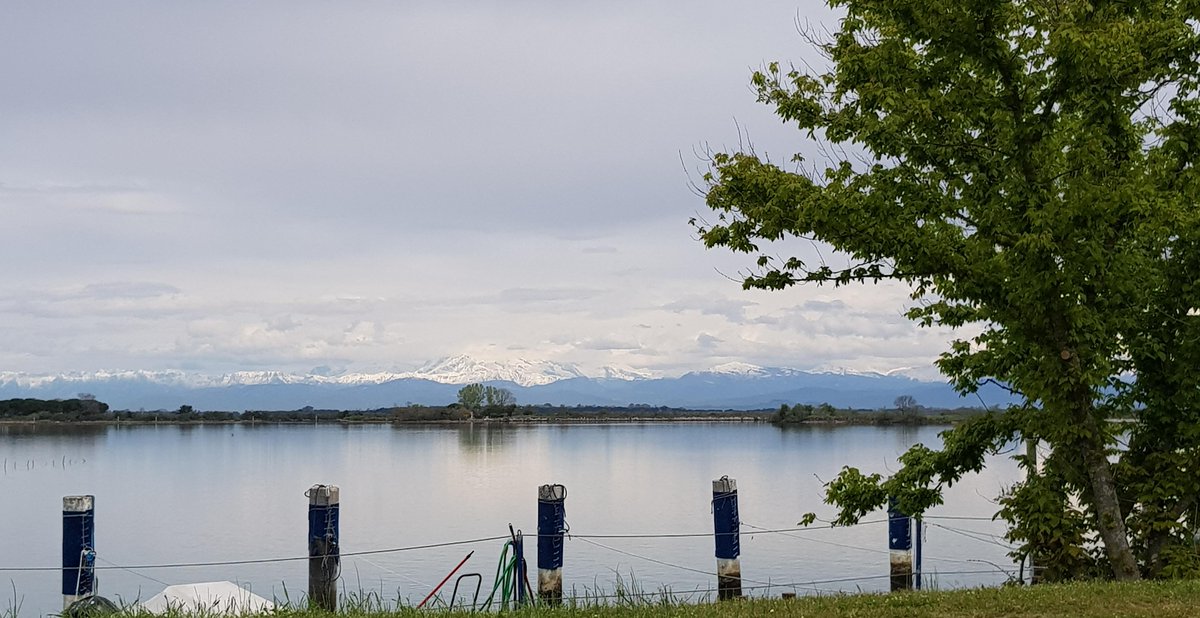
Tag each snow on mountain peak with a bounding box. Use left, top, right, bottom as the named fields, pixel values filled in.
left=594, top=365, right=660, bottom=381
left=0, top=358, right=924, bottom=392
left=401, top=355, right=585, bottom=387
left=216, top=371, right=316, bottom=386
left=707, top=361, right=768, bottom=376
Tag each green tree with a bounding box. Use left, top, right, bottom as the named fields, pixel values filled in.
left=457, top=383, right=485, bottom=414
left=696, top=0, right=1200, bottom=580
left=893, top=395, right=919, bottom=419
left=483, top=386, right=516, bottom=408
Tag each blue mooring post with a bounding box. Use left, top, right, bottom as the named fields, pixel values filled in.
left=307, top=485, right=340, bottom=612
left=62, top=495, right=96, bottom=610
left=537, top=484, right=567, bottom=605
left=888, top=498, right=913, bottom=591
left=712, top=476, right=742, bottom=600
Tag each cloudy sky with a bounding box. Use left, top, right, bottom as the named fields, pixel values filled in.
left=0, top=1, right=959, bottom=379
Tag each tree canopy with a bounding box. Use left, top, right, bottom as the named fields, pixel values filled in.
left=456, top=383, right=517, bottom=418
left=457, top=383, right=486, bottom=411
left=697, top=0, right=1200, bottom=580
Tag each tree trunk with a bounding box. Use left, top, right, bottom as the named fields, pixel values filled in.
left=1141, top=494, right=1194, bottom=578
left=1076, top=412, right=1140, bottom=580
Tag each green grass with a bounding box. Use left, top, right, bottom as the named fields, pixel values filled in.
left=110, top=580, right=1200, bottom=618
left=51, top=580, right=1200, bottom=618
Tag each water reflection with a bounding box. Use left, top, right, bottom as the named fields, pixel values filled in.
left=0, top=423, right=108, bottom=438
left=455, top=423, right=515, bottom=453
left=891, top=424, right=921, bottom=451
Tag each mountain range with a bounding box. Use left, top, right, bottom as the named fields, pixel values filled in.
left=0, top=354, right=1018, bottom=411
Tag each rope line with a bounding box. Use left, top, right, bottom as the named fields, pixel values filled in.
left=568, top=519, right=888, bottom=540
left=0, top=535, right=510, bottom=572
left=350, top=556, right=432, bottom=590
left=741, top=521, right=893, bottom=557
left=94, top=555, right=170, bottom=587
left=0, top=516, right=996, bottom=574
left=578, top=536, right=799, bottom=590
left=925, top=521, right=1016, bottom=551
left=573, top=536, right=947, bottom=594
left=574, top=538, right=723, bottom=580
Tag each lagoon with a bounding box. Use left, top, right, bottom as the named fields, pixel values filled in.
left=0, top=422, right=1020, bottom=616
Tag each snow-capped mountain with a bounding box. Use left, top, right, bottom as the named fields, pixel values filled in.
left=688, top=362, right=807, bottom=378
left=0, top=357, right=902, bottom=391
left=0, top=356, right=597, bottom=391
left=596, top=365, right=661, bottom=381
left=0, top=355, right=1020, bottom=411
left=398, top=355, right=585, bottom=387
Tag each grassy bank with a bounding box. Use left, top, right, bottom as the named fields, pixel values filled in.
left=110, top=581, right=1200, bottom=618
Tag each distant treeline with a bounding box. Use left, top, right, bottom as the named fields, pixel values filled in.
left=772, top=402, right=987, bottom=425
left=0, top=397, right=110, bottom=421
left=0, top=398, right=983, bottom=425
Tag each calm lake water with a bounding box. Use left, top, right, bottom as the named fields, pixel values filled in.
left=1, top=422, right=1021, bottom=616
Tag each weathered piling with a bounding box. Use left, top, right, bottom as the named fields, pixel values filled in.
left=888, top=498, right=913, bottom=591
left=307, top=484, right=340, bottom=611
left=537, top=484, right=567, bottom=605
left=62, top=495, right=96, bottom=610
left=712, top=476, right=742, bottom=600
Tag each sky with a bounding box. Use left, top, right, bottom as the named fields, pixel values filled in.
left=0, top=1, right=961, bottom=379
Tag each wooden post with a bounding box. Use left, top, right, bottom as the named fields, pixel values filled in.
left=888, top=498, right=913, bottom=591
left=537, top=484, right=566, bottom=605
left=712, top=476, right=742, bottom=600
left=62, top=495, right=96, bottom=610
left=307, top=485, right=340, bottom=611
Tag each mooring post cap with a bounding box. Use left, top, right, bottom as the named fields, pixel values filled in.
left=712, top=477, right=737, bottom=494
left=538, top=484, right=566, bottom=501
left=306, top=484, right=339, bottom=505
left=63, top=496, right=94, bottom=512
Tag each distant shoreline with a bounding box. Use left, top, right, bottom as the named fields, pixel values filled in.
left=0, top=397, right=979, bottom=427
left=0, top=414, right=965, bottom=428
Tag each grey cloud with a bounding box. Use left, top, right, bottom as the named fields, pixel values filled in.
left=266, top=315, right=302, bottom=333
left=801, top=299, right=847, bottom=311
left=80, top=282, right=181, bottom=299
left=0, top=181, right=143, bottom=196
left=696, top=333, right=723, bottom=349
left=0, top=0, right=951, bottom=378
left=574, top=338, right=642, bottom=351
left=0, top=1, right=834, bottom=237
left=662, top=296, right=757, bottom=322
left=0, top=181, right=184, bottom=215
left=496, top=287, right=604, bottom=304
left=761, top=308, right=914, bottom=340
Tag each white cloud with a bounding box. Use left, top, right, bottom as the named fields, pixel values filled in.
left=0, top=1, right=971, bottom=381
